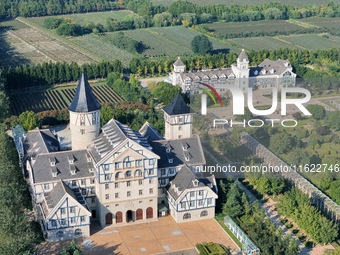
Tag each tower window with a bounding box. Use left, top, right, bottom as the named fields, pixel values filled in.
left=80, top=129, right=85, bottom=135
left=92, top=113, right=97, bottom=125
left=80, top=115, right=85, bottom=126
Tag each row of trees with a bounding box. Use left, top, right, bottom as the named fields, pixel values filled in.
left=0, top=131, right=43, bottom=254
left=5, top=60, right=122, bottom=90
left=277, top=188, right=338, bottom=244
left=217, top=179, right=299, bottom=255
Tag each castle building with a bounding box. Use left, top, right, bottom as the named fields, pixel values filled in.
left=19, top=73, right=217, bottom=242
left=169, top=49, right=296, bottom=93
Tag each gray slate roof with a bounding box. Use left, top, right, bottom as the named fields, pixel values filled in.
left=151, top=136, right=205, bottom=169
left=173, top=57, right=185, bottom=67
left=238, top=49, right=249, bottom=62
left=139, top=121, right=164, bottom=143
left=89, top=119, right=153, bottom=162
left=163, top=94, right=194, bottom=116
left=31, top=150, right=95, bottom=183
left=24, top=129, right=59, bottom=157
left=167, top=165, right=209, bottom=200
left=68, top=72, right=101, bottom=113
left=250, top=59, right=292, bottom=77
left=180, top=68, right=235, bottom=82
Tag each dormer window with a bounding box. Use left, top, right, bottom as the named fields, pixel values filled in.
left=51, top=167, right=58, bottom=177
left=68, top=155, right=74, bottom=164
left=86, top=154, right=92, bottom=162
left=261, top=69, right=266, bottom=74
left=181, top=142, right=189, bottom=151
left=254, top=70, right=258, bottom=76
left=49, top=157, right=56, bottom=167
left=169, top=158, right=173, bottom=164
left=70, top=165, right=76, bottom=175
left=284, top=62, right=289, bottom=67
left=184, top=151, right=191, bottom=161
left=270, top=69, right=275, bottom=74
left=193, top=179, right=199, bottom=187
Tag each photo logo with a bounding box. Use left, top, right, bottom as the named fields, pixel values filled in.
left=198, top=82, right=312, bottom=128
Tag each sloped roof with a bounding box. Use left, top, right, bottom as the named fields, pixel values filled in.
left=88, top=119, right=153, bottom=162
left=167, top=165, right=208, bottom=200
left=173, top=57, right=185, bottom=67
left=237, top=49, right=249, bottom=62
left=31, top=150, right=95, bottom=183
left=151, top=136, right=205, bottom=168
left=24, top=128, right=59, bottom=157
left=68, top=72, right=101, bottom=113
left=163, top=94, right=194, bottom=116
left=139, top=121, right=164, bottom=142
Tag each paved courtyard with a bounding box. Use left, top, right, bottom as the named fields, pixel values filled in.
left=81, top=216, right=239, bottom=255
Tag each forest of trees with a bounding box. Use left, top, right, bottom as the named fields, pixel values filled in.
left=217, top=179, right=299, bottom=255
left=1, top=0, right=340, bottom=25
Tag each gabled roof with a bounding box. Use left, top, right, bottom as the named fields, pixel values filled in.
left=24, top=128, right=59, bottom=157
left=151, top=136, right=205, bottom=168
left=42, top=180, right=90, bottom=218
left=163, top=94, right=194, bottom=116
left=173, top=57, right=185, bottom=67
left=88, top=119, right=153, bottom=162
left=139, top=121, right=164, bottom=142
left=68, top=72, right=101, bottom=113
left=31, top=150, right=95, bottom=183
left=237, top=49, right=249, bottom=62
left=167, top=165, right=211, bottom=200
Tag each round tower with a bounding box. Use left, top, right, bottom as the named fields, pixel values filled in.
left=68, top=72, right=101, bottom=150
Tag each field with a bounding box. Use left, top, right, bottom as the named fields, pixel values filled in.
left=29, top=10, right=137, bottom=27
left=301, top=17, right=340, bottom=29
left=10, top=82, right=124, bottom=115
left=124, top=26, right=238, bottom=56
left=0, top=19, right=97, bottom=67
left=203, top=20, right=304, bottom=37
left=151, top=0, right=340, bottom=6
left=227, top=34, right=340, bottom=51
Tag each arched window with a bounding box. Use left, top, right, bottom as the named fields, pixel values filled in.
left=56, top=231, right=64, bottom=239
left=183, top=213, right=191, bottom=220
left=123, top=156, right=132, bottom=167
left=135, top=169, right=142, bottom=177
left=125, top=171, right=132, bottom=178
left=115, top=172, right=122, bottom=179
left=75, top=228, right=82, bottom=237
left=136, top=209, right=143, bottom=220
left=200, top=210, right=208, bottom=217
left=116, top=211, right=122, bottom=223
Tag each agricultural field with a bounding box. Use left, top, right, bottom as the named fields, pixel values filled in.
left=28, top=10, right=137, bottom=27
left=202, top=20, right=304, bottom=37
left=0, top=19, right=97, bottom=67
left=10, top=82, right=124, bottom=115
left=227, top=34, right=340, bottom=51
left=70, top=34, right=136, bottom=66
left=124, top=26, right=238, bottom=56
left=300, top=17, right=340, bottom=29
left=151, top=0, right=340, bottom=6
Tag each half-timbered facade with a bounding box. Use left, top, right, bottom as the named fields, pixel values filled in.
left=169, top=49, right=296, bottom=93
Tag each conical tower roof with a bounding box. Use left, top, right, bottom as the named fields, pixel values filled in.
left=163, top=94, right=194, bottom=115
left=68, top=72, right=101, bottom=112
left=173, top=57, right=185, bottom=67
left=237, top=49, right=249, bottom=62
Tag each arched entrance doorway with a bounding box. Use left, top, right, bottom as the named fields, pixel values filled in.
left=136, top=209, right=143, bottom=220
left=105, top=213, right=112, bottom=225
left=126, top=210, right=133, bottom=222
left=146, top=207, right=153, bottom=219
left=116, top=211, right=122, bottom=223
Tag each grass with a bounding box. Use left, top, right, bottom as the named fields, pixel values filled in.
left=28, top=10, right=138, bottom=27
left=215, top=215, right=242, bottom=249
left=301, top=17, right=340, bottom=29
left=9, top=82, right=124, bottom=115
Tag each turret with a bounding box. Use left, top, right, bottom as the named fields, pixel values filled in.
left=68, top=72, right=101, bottom=150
